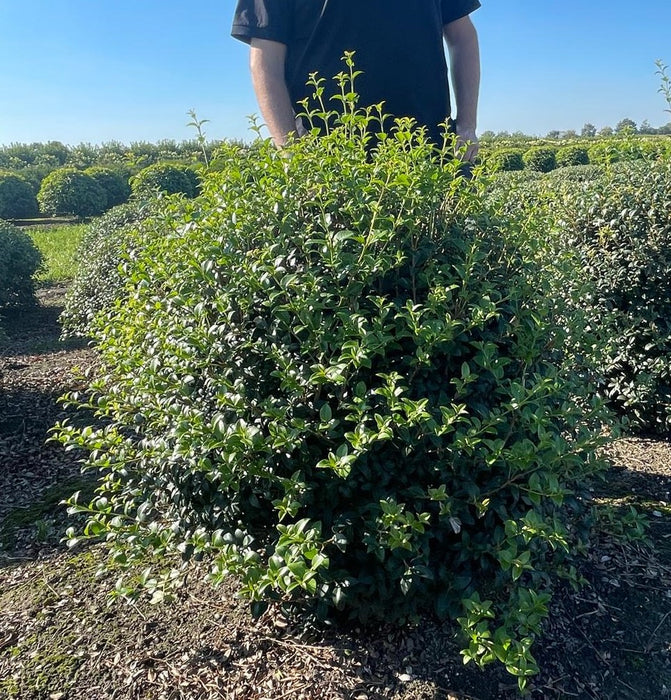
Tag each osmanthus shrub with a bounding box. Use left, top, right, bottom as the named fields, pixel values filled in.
left=0, top=219, right=43, bottom=308
left=488, top=160, right=671, bottom=434
left=485, top=147, right=525, bottom=172
left=0, top=171, right=39, bottom=219
left=547, top=161, right=671, bottom=434
left=37, top=167, right=107, bottom=218
left=555, top=144, right=589, bottom=168
left=130, top=162, right=200, bottom=199
left=56, top=65, right=609, bottom=688
left=522, top=146, right=557, bottom=173
left=84, top=166, right=131, bottom=209
left=60, top=200, right=156, bottom=338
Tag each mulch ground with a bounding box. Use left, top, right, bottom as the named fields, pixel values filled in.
left=0, top=288, right=670, bottom=700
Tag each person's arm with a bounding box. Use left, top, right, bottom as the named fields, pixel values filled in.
left=443, top=15, right=481, bottom=161
left=250, top=38, right=304, bottom=147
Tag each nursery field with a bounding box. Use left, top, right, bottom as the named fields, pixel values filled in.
left=1, top=128, right=671, bottom=699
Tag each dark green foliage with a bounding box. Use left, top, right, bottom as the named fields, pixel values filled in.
left=555, top=145, right=589, bottom=168
left=0, top=171, right=39, bottom=219
left=37, top=168, right=107, bottom=218
left=84, top=166, right=131, bottom=209
left=8, top=164, right=54, bottom=196
left=130, top=163, right=200, bottom=199
left=544, top=164, right=603, bottom=184
left=57, top=69, right=609, bottom=690
left=0, top=219, right=43, bottom=308
left=488, top=160, right=671, bottom=434
left=522, top=147, right=557, bottom=172
left=486, top=148, right=525, bottom=172
left=60, top=201, right=154, bottom=337
left=552, top=162, right=671, bottom=433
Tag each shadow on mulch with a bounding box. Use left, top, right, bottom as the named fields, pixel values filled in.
left=0, top=298, right=88, bottom=358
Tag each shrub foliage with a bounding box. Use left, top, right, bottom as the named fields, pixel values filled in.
left=552, top=162, right=671, bottom=433
left=487, top=148, right=525, bottom=172
left=0, top=219, right=43, bottom=307
left=555, top=145, right=589, bottom=168
left=522, top=147, right=557, bottom=172
left=37, top=167, right=107, bottom=218
left=60, top=201, right=155, bottom=337
left=58, top=72, right=608, bottom=688
left=130, top=163, right=200, bottom=199
left=0, top=171, right=39, bottom=219
left=84, top=166, right=131, bottom=208
left=488, top=160, right=671, bottom=434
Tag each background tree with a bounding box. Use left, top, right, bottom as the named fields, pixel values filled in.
left=581, top=123, right=597, bottom=138
left=638, top=119, right=655, bottom=134
left=615, top=118, right=638, bottom=134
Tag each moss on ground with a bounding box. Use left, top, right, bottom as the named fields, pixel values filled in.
left=0, top=476, right=97, bottom=549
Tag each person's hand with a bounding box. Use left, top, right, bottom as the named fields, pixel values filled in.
left=455, top=123, right=479, bottom=162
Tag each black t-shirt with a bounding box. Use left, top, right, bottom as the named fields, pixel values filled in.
left=232, top=0, right=480, bottom=143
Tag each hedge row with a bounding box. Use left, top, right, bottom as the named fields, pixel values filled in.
left=0, top=219, right=43, bottom=309
left=0, top=163, right=200, bottom=220
left=488, top=160, right=671, bottom=434
left=485, top=137, right=671, bottom=172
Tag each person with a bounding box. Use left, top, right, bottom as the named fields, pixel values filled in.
left=231, top=1, right=481, bottom=159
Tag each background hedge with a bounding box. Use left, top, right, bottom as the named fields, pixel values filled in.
left=0, top=219, right=43, bottom=308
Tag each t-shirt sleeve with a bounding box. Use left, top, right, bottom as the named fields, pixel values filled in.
left=441, top=0, right=481, bottom=25
left=231, top=0, right=291, bottom=45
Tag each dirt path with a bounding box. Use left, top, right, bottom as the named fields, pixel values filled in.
left=0, top=290, right=670, bottom=699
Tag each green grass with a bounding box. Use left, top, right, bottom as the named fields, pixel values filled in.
left=27, top=224, right=87, bottom=284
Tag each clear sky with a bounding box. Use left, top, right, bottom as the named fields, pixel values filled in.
left=1, top=0, right=670, bottom=146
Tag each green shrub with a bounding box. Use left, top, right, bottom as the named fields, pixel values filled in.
left=84, top=166, right=131, bottom=209
left=37, top=167, right=107, bottom=218
left=130, top=162, right=200, bottom=199
left=555, top=145, right=589, bottom=168
left=57, top=73, right=608, bottom=690
left=522, top=147, right=557, bottom=172
left=544, top=164, right=603, bottom=184
left=586, top=138, right=658, bottom=166
left=0, top=219, right=43, bottom=307
left=60, top=201, right=154, bottom=337
left=550, top=162, right=671, bottom=433
left=489, top=160, right=671, bottom=434
left=9, top=163, right=55, bottom=196
left=0, top=171, right=39, bottom=219
left=486, top=148, right=525, bottom=172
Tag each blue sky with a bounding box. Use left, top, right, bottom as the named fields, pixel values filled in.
left=1, top=0, right=670, bottom=146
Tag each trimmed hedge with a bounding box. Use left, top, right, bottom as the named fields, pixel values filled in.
left=60, top=201, right=155, bottom=338
left=37, top=167, right=107, bottom=218
left=130, top=163, right=200, bottom=199
left=84, top=166, right=131, bottom=209
left=487, top=161, right=671, bottom=434
left=0, top=171, right=39, bottom=219
left=487, top=148, right=525, bottom=172
left=555, top=145, right=589, bottom=168
left=0, top=219, right=43, bottom=308
left=522, top=147, right=557, bottom=172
